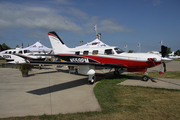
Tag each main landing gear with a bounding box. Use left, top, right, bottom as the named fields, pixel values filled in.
left=113, top=68, right=150, bottom=81
left=114, top=68, right=123, bottom=75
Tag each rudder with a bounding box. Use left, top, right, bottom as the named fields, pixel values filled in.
left=48, top=31, right=70, bottom=54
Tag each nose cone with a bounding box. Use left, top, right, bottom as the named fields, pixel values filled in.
left=161, top=57, right=173, bottom=63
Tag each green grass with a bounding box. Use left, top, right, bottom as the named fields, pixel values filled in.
left=174, top=58, right=180, bottom=61
left=0, top=60, right=6, bottom=68
left=126, top=71, right=180, bottom=79
left=94, top=75, right=180, bottom=120
left=1, top=73, right=180, bottom=120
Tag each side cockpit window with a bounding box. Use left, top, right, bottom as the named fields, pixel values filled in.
left=24, top=50, right=30, bottom=53
left=104, top=49, right=113, bottom=55
left=18, top=51, right=22, bottom=54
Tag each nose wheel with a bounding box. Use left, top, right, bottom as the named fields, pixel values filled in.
left=142, top=75, right=149, bottom=81
left=88, top=76, right=96, bottom=84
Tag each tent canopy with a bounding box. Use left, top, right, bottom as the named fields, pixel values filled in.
left=24, top=41, right=52, bottom=52
left=75, top=39, right=110, bottom=48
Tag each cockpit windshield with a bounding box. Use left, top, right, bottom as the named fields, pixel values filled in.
left=114, top=48, right=124, bottom=54
left=24, top=50, right=31, bottom=53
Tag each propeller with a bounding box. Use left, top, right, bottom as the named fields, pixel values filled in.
left=159, top=45, right=170, bottom=75
left=159, top=62, right=166, bottom=75
left=161, top=45, right=167, bottom=57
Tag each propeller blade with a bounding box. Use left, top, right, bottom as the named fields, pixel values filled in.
left=161, top=45, right=167, bottom=57
left=159, top=62, right=166, bottom=75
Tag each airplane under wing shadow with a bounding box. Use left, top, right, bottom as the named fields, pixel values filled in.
left=27, top=71, right=111, bottom=95
left=27, top=77, right=88, bottom=95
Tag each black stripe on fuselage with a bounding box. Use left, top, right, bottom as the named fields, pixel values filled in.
left=56, top=55, right=99, bottom=63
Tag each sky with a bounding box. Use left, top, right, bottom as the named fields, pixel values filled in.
left=0, top=0, right=180, bottom=52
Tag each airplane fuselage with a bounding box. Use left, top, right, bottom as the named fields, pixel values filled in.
left=55, top=45, right=162, bottom=72
left=0, top=48, right=45, bottom=64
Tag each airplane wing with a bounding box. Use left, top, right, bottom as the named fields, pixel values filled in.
left=15, top=53, right=45, bottom=61
left=28, top=60, right=126, bottom=68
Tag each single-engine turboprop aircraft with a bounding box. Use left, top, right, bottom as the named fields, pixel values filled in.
left=29, top=31, right=172, bottom=83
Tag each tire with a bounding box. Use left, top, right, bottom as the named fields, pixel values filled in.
left=114, top=71, right=119, bottom=75
left=142, top=75, right=149, bottom=81
left=88, top=76, right=96, bottom=84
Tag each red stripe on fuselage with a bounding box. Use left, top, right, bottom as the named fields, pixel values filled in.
left=59, top=54, right=161, bottom=69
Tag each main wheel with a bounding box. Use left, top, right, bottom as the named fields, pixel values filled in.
left=142, top=75, right=149, bottom=81
left=114, top=71, right=119, bottom=75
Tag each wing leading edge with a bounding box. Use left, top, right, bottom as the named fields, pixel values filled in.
left=28, top=60, right=126, bottom=68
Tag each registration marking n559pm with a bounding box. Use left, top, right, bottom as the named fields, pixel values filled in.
left=70, top=58, right=89, bottom=63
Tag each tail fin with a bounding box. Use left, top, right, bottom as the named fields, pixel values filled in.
left=48, top=31, right=70, bottom=54
left=0, top=44, right=4, bottom=52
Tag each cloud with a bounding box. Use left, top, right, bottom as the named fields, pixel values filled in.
left=0, top=1, right=82, bottom=33
left=98, top=19, right=133, bottom=33
left=55, top=0, right=73, bottom=5
left=0, top=1, right=133, bottom=38
left=66, top=7, right=89, bottom=20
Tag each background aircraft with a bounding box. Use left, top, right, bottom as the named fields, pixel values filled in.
left=0, top=46, right=46, bottom=64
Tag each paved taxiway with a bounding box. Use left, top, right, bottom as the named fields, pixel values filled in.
left=0, top=61, right=179, bottom=118
left=0, top=65, right=112, bottom=118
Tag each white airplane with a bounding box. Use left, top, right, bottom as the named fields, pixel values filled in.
left=28, top=31, right=172, bottom=83
left=0, top=46, right=46, bottom=64
left=168, top=51, right=180, bottom=59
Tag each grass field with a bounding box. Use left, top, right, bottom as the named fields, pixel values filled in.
left=1, top=71, right=180, bottom=120
left=127, top=71, right=180, bottom=79
left=0, top=60, right=6, bottom=68
left=174, top=58, right=180, bottom=61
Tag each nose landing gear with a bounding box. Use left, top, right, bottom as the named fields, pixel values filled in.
left=142, top=75, right=149, bottom=81
left=142, top=71, right=149, bottom=81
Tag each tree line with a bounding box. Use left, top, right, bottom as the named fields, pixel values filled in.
left=128, top=47, right=180, bottom=56
left=0, top=43, right=20, bottom=50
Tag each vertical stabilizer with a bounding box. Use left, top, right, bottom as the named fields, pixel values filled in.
left=48, top=31, right=70, bottom=54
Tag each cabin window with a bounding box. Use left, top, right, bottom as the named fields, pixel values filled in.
left=8, top=51, right=12, bottom=54
left=5, top=51, right=7, bottom=54
left=13, top=51, right=16, bottom=54
left=18, top=51, right=22, bottom=54
left=75, top=51, right=80, bottom=55
left=92, top=50, right=98, bottom=55
left=83, top=51, right=89, bottom=55
left=104, top=49, right=113, bottom=55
